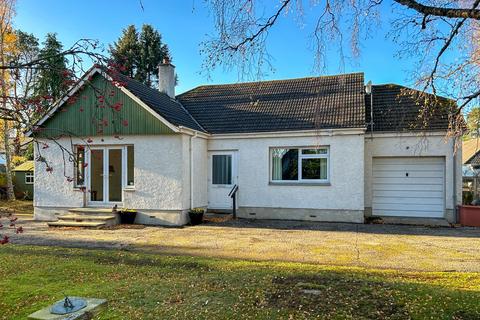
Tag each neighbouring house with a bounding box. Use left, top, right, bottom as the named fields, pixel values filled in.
left=13, top=160, right=34, bottom=200
left=29, top=63, right=462, bottom=226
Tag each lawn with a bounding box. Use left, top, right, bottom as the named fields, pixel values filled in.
left=0, top=200, right=33, bottom=216
left=1, top=245, right=480, bottom=319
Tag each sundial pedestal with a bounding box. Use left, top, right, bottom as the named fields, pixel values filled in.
left=28, top=297, right=107, bottom=320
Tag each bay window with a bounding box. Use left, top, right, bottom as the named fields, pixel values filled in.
left=271, top=147, right=329, bottom=183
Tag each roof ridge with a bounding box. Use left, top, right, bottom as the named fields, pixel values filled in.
left=178, top=72, right=364, bottom=96
left=372, top=83, right=454, bottom=102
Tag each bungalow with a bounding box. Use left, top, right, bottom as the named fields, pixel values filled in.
left=30, top=62, right=462, bottom=226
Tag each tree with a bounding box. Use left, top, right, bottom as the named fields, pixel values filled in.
left=467, top=107, right=480, bottom=138
left=35, top=33, right=69, bottom=102
left=109, top=25, right=139, bottom=79
left=0, top=0, right=18, bottom=201
left=202, top=0, right=480, bottom=136
left=0, top=0, right=21, bottom=242
left=11, top=31, right=39, bottom=154
left=137, top=24, right=169, bottom=87
left=109, top=24, right=170, bottom=88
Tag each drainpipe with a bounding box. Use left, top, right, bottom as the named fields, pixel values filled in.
left=189, top=132, right=197, bottom=209
left=453, top=137, right=458, bottom=224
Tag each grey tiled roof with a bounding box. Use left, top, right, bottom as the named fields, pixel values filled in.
left=177, top=73, right=366, bottom=134
left=365, top=84, right=452, bottom=132
left=116, top=73, right=205, bottom=132
left=466, top=152, right=480, bottom=166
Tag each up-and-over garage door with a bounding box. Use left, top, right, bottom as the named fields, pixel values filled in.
left=372, top=157, right=445, bottom=218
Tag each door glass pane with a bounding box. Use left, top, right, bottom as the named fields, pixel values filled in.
left=212, top=155, right=232, bottom=185
left=90, top=150, right=104, bottom=201
left=272, top=148, right=298, bottom=180
left=109, top=149, right=122, bottom=202
left=301, top=158, right=327, bottom=180
left=75, top=146, right=85, bottom=187
left=127, top=146, right=134, bottom=186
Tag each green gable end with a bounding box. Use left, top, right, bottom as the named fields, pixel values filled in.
left=40, top=74, right=175, bottom=137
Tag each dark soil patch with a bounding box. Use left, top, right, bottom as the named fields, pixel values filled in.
left=266, top=274, right=410, bottom=319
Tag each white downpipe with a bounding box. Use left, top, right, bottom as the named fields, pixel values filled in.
left=453, top=137, right=458, bottom=223
left=189, top=132, right=197, bottom=209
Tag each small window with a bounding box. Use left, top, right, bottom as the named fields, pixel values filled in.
left=25, top=172, right=34, bottom=184
left=127, top=146, right=134, bottom=187
left=271, top=147, right=329, bottom=182
left=74, top=146, right=85, bottom=187
left=212, top=154, right=232, bottom=185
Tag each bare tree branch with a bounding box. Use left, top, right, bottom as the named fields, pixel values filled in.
left=395, top=0, right=480, bottom=20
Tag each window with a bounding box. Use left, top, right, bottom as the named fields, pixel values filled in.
left=126, top=145, right=134, bottom=187
left=271, top=147, right=329, bottom=183
left=74, top=146, right=85, bottom=187
left=212, top=154, right=232, bottom=185
left=25, top=172, right=34, bottom=184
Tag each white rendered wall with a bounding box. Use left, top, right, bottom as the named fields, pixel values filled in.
left=35, top=135, right=186, bottom=211
left=207, top=132, right=365, bottom=213
left=179, top=135, right=209, bottom=209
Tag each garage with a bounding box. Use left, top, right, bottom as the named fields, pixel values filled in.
left=372, top=157, right=445, bottom=218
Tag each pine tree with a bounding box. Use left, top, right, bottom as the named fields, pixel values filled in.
left=109, top=25, right=140, bottom=79
left=35, top=33, right=69, bottom=101
left=109, top=24, right=171, bottom=88
left=137, top=24, right=169, bottom=87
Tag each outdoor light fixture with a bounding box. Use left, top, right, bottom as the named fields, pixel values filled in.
left=365, top=80, right=372, bottom=94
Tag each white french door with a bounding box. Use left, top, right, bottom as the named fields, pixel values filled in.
left=88, top=147, right=124, bottom=205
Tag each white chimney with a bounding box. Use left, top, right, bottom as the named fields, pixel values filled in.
left=158, top=57, right=175, bottom=98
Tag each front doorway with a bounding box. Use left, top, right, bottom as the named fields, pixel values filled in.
left=88, top=147, right=123, bottom=204
left=208, top=151, right=237, bottom=210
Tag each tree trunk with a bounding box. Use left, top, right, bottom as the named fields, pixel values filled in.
left=3, top=120, right=15, bottom=200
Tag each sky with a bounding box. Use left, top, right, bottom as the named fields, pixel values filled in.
left=14, top=0, right=415, bottom=94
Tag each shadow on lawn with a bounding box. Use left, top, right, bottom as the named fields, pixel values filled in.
left=203, top=218, right=480, bottom=238
left=2, top=245, right=210, bottom=270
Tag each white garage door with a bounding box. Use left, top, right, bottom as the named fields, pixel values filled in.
left=372, top=157, right=445, bottom=218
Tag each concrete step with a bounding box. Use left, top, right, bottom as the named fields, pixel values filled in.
left=59, top=214, right=116, bottom=221
left=68, top=207, right=121, bottom=215
left=47, top=221, right=107, bottom=229
left=48, top=207, right=122, bottom=228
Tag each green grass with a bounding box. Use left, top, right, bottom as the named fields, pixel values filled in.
left=1, top=245, right=480, bottom=320
left=0, top=200, right=33, bottom=216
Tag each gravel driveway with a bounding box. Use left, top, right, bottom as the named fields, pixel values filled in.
left=8, top=217, right=480, bottom=272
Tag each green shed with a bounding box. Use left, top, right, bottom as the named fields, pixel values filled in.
left=13, top=161, right=34, bottom=200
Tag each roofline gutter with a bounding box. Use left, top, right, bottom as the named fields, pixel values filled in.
left=178, top=126, right=210, bottom=138
left=209, top=128, right=366, bottom=140
left=366, top=131, right=448, bottom=138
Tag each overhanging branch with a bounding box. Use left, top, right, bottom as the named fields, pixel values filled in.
left=395, top=0, right=480, bottom=20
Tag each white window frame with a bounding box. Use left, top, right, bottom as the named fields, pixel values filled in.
left=123, top=145, right=135, bottom=189
left=25, top=172, right=34, bottom=184
left=270, top=146, right=330, bottom=184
